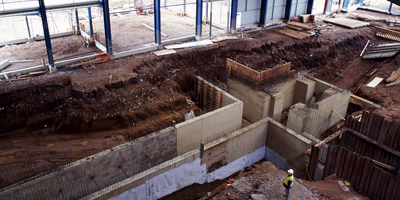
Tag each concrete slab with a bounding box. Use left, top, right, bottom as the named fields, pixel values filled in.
left=0, top=59, right=10, bottom=70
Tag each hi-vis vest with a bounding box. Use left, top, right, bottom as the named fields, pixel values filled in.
left=284, top=175, right=294, bottom=187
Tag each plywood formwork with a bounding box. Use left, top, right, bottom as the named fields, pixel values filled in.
left=226, top=58, right=293, bottom=89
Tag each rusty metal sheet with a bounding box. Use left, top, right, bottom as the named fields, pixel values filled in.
left=226, top=58, right=260, bottom=88
left=259, top=63, right=291, bottom=86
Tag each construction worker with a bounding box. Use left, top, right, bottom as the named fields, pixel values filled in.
left=283, top=169, right=294, bottom=200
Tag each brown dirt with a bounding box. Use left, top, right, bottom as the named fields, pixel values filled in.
left=207, top=161, right=368, bottom=200
left=1, top=10, right=400, bottom=192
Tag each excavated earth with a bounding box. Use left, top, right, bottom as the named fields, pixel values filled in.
left=1, top=23, right=399, bottom=190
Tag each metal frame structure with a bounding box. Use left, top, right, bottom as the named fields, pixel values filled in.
left=0, top=0, right=320, bottom=67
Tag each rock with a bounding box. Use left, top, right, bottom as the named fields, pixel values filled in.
left=251, top=193, right=269, bottom=200
left=257, top=183, right=271, bottom=192
left=231, top=177, right=252, bottom=193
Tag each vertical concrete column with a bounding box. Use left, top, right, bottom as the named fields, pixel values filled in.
left=293, top=79, right=316, bottom=105
left=269, top=93, right=284, bottom=122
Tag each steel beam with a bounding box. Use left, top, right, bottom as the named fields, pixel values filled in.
left=209, top=0, right=213, bottom=37
left=389, top=3, right=393, bottom=13
left=75, top=9, right=80, bottom=31
left=102, top=0, right=112, bottom=55
left=260, top=0, right=268, bottom=26
left=88, top=7, right=94, bottom=36
left=324, top=0, right=332, bottom=14
left=358, top=0, right=363, bottom=6
left=25, top=15, right=31, bottom=38
left=307, top=0, right=314, bottom=14
left=154, top=0, right=161, bottom=45
left=342, top=0, right=350, bottom=11
left=38, top=0, right=54, bottom=67
left=196, top=0, right=203, bottom=37
left=285, top=0, right=293, bottom=20
left=230, top=0, right=238, bottom=32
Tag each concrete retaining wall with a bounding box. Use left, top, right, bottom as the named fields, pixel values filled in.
left=266, top=120, right=311, bottom=178
left=176, top=82, right=243, bottom=155
left=0, top=127, right=177, bottom=200
left=227, top=79, right=271, bottom=123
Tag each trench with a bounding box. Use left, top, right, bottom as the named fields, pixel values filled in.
left=0, top=28, right=380, bottom=190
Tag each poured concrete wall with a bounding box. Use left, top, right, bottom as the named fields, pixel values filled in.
left=227, top=79, right=271, bottom=123
left=176, top=82, right=243, bottom=156
left=287, top=89, right=350, bottom=137
left=266, top=120, right=311, bottom=178
left=0, top=127, right=177, bottom=200
left=201, top=118, right=269, bottom=172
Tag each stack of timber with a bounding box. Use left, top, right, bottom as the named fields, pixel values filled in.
left=376, top=27, right=400, bottom=41
left=276, top=22, right=314, bottom=39
left=362, top=43, right=400, bottom=59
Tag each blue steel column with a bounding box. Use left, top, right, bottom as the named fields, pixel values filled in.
left=358, top=0, right=363, bottom=7
left=38, top=0, right=54, bottom=67
left=285, top=0, right=293, bottom=20
left=342, top=0, right=350, bottom=11
left=389, top=2, right=393, bottom=13
left=307, top=0, right=314, bottom=14
left=75, top=9, right=80, bottom=31
left=88, top=7, right=94, bottom=36
left=230, top=0, right=238, bottom=32
left=196, top=0, right=203, bottom=37
left=102, top=0, right=112, bottom=55
left=154, top=0, right=161, bottom=45
left=260, top=0, right=268, bottom=26
left=324, top=0, right=332, bottom=14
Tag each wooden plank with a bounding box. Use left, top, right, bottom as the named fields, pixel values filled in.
left=378, top=118, right=391, bottom=144
left=259, top=63, right=291, bottom=86
left=323, top=18, right=370, bottom=29
left=373, top=147, right=383, bottom=162
left=366, top=77, right=384, bottom=88
left=386, top=120, right=400, bottom=148
left=287, top=21, right=312, bottom=30
left=338, top=146, right=348, bottom=178
left=394, top=132, right=400, bottom=151
left=359, top=158, right=375, bottom=194
left=350, top=94, right=381, bottom=108
left=0, top=59, right=10, bottom=70
left=307, top=145, right=320, bottom=181
left=345, top=115, right=353, bottom=128
left=364, top=142, right=375, bottom=159
left=389, top=154, right=399, bottom=167
left=386, top=67, right=400, bottom=82
left=276, top=28, right=310, bottom=39
left=367, top=167, right=382, bottom=199
left=385, top=176, right=397, bottom=200
left=365, top=112, right=376, bottom=138
left=323, top=145, right=337, bottom=179
left=341, top=150, right=353, bottom=181
left=346, top=152, right=357, bottom=181
left=226, top=58, right=260, bottom=88
left=348, top=129, right=357, bottom=150
left=354, top=138, right=363, bottom=155
left=351, top=156, right=365, bottom=191
left=371, top=114, right=384, bottom=141
left=359, top=111, right=371, bottom=135
left=333, top=146, right=345, bottom=176
left=152, top=49, right=177, bottom=56
left=377, top=172, right=391, bottom=200
left=386, top=76, right=400, bottom=87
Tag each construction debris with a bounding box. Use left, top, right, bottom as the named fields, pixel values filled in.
left=386, top=77, right=400, bottom=86
left=366, top=77, right=383, bottom=88
left=0, top=59, right=10, bottom=70
left=276, top=28, right=312, bottom=39
left=287, top=22, right=312, bottom=31
left=375, top=27, right=400, bottom=41
left=323, top=18, right=370, bottom=29
left=350, top=14, right=384, bottom=22
left=211, top=36, right=238, bottom=42
left=153, top=49, right=177, bottom=56
left=68, top=53, right=110, bottom=68
left=165, top=40, right=214, bottom=49
left=360, top=40, right=370, bottom=56
left=362, top=42, right=400, bottom=59
left=386, top=67, right=400, bottom=82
